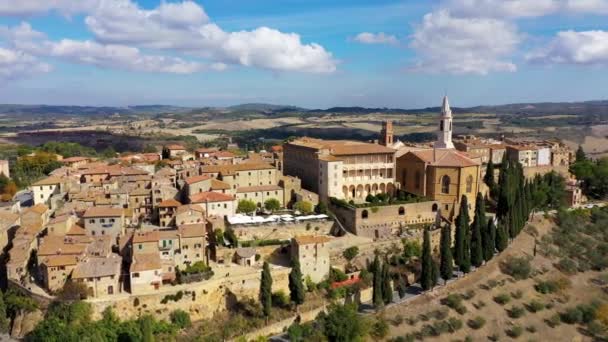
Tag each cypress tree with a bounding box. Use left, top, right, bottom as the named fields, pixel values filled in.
left=431, top=260, right=439, bottom=288
left=484, top=160, right=496, bottom=198
left=141, top=315, right=154, bottom=342
left=288, top=259, right=305, bottom=308
left=471, top=192, right=485, bottom=268
left=0, top=291, right=8, bottom=334
left=496, top=222, right=508, bottom=252
left=381, top=261, right=393, bottom=304
left=260, top=261, right=273, bottom=317
left=454, top=195, right=469, bottom=267
left=575, top=145, right=586, bottom=163
left=421, top=228, right=433, bottom=290
left=439, top=223, right=453, bottom=281
left=372, top=255, right=383, bottom=307
left=484, top=218, right=497, bottom=261
left=460, top=228, right=471, bottom=273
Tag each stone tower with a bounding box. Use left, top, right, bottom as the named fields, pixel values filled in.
left=434, top=96, right=454, bottom=149
left=380, top=120, right=394, bottom=147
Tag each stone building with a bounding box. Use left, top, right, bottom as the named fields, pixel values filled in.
left=396, top=97, right=481, bottom=219
left=283, top=138, right=396, bottom=201
left=72, top=254, right=122, bottom=297
left=82, top=207, right=125, bottom=240
left=31, top=176, right=63, bottom=206
left=291, top=236, right=331, bottom=283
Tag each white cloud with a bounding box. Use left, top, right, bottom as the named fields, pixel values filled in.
left=527, top=30, right=608, bottom=65
left=445, top=0, right=608, bottom=18
left=409, top=10, right=520, bottom=75
left=445, top=0, right=559, bottom=18
left=0, top=47, right=51, bottom=80
left=84, top=0, right=337, bottom=73
left=353, top=32, right=398, bottom=45
left=0, top=0, right=99, bottom=16
left=1, top=23, right=204, bottom=74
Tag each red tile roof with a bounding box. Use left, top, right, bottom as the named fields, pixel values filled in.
left=190, top=191, right=234, bottom=203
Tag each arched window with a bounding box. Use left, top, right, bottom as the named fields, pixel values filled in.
left=466, top=175, right=473, bottom=193
left=432, top=203, right=438, bottom=212
left=441, top=175, right=450, bottom=194
left=398, top=206, right=405, bottom=215
left=361, top=210, right=369, bottom=219
left=415, top=171, right=421, bottom=189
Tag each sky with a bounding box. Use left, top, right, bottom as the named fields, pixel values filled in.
left=1, top=0, right=608, bottom=108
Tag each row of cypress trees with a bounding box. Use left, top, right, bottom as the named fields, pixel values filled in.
left=420, top=158, right=536, bottom=290
left=260, top=259, right=306, bottom=319
left=372, top=254, right=394, bottom=307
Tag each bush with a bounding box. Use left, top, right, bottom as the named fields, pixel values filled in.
left=447, top=317, right=463, bottom=332
left=462, top=289, right=476, bottom=300
left=170, top=310, right=191, bottom=329
left=467, top=316, right=486, bottom=329
left=370, top=318, right=389, bottom=338
left=294, top=201, right=313, bottom=214
left=442, top=293, right=463, bottom=309
left=526, top=325, right=537, bottom=333
left=507, top=306, right=526, bottom=319
left=500, top=256, right=533, bottom=280
left=556, top=258, right=578, bottom=275
left=534, top=280, right=559, bottom=294
left=560, top=304, right=599, bottom=324
left=272, top=291, right=290, bottom=308
left=455, top=305, right=468, bottom=315
left=494, top=293, right=511, bottom=305
left=525, top=300, right=545, bottom=313
left=511, top=289, right=523, bottom=299
left=431, top=308, right=449, bottom=320
left=391, top=315, right=404, bottom=326
left=505, top=325, right=523, bottom=338
left=546, top=313, right=561, bottom=327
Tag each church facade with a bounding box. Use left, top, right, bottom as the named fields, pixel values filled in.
left=395, top=96, right=481, bottom=219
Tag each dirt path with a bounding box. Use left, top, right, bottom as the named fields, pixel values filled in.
left=379, top=214, right=604, bottom=341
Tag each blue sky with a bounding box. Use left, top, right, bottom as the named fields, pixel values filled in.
left=1, top=0, right=608, bottom=108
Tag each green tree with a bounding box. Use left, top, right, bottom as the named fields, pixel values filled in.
left=372, top=255, right=383, bottom=307
left=484, top=219, right=497, bottom=261
left=315, top=201, right=328, bottom=214
left=440, top=223, right=454, bottom=282
left=170, top=309, right=191, bottom=329
left=140, top=315, right=155, bottom=342
left=484, top=160, right=496, bottom=198
left=576, top=145, right=586, bottom=163
left=260, top=262, right=273, bottom=318
left=0, top=291, right=8, bottom=333
left=322, top=304, right=368, bottom=342
left=288, top=259, right=305, bottom=309
left=381, top=261, right=393, bottom=304
left=402, top=239, right=422, bottom=262
left=420, top=228, right=433, bottom=291
left=294, top=201, right=313, bottom=214
left=471, top=192, right=485, bottom=268
left=454, top=195, right=470, bottom=267
left=264, top=198, right=281, bottom=212
left=495, top=223, right=509, bottom=252
left=237, top=199, right=257, bottom=214
left=224, top=228, right=238, bottom=247
left=342, top=246, right=359, bottom=262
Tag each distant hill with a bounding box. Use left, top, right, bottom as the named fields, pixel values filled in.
left=1, top=100, right=608, bottom=118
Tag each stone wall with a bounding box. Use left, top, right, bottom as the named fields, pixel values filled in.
left=330, top=201, right=439, bottom=239
left=231, top=220, right=333, bottom=241
left=88, top=267, right=291, bottom=322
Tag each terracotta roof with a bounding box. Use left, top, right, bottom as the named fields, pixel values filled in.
left=38, top=235, right=88, bottom=257
left=158, top=199, right=181, bottom=208
left=31, top=176, right=63, bottom=186
left=0, top=212, right=19, bottom=227
left=293, top=235, right=331, bottom=245
left=212, top=151, right=236, bottom=158
left=72, top=254, right=122, bottom=279
left=288, top=138, right=395, bottom=156
left=185, top=174, right=212, bottom=185
left=210, top=179, right=231, bottom=190
left=190, top=191, right=234, bottom=203
left=41, top=254, right=79, bottom=267
left=176, top=204, right=205, bottom=214
left=61, top=156, right=89, bottom=163
left=235, top=247, right=256, bottom=258
left=236, top=185, right=282, bottom=193
left=195, top=148, right=218, bottom=153
left=178, top=223, right=206, bottom=238
left=201, top=163, right=275, bottom=175
left=130, top=253, right=162, bottom=272
left=165, top=144, right=186, bottom=150
left=27, top=203, right=49, bottom=215
left=82, top=207, right=123, bottom=218
left=132, top=231, right=161, bottom=243
left=407, top=149, right=480, bottom=168
left=67, top=224, right=86, bottom=236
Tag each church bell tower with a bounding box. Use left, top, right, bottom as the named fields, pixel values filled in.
left=380, top=120, right=394, bottom=147
left=434, top=96, right=455, bottom=149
